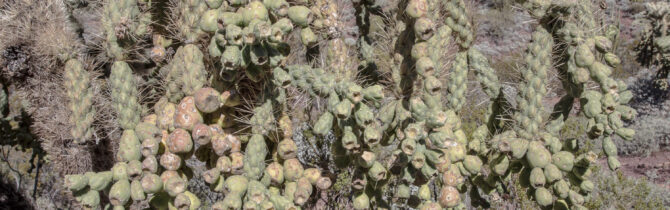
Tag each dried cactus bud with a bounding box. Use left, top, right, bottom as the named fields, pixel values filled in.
left=406, top=0, right=428, bottom=18
left=438, top=186, right=459, bottom=208
left=287, top=6, right=312, bottom=27
left=265, top=162, right=284, bottom=185
left=160, top=152, right=182, bottom=171
left=65, top=174, right=88, bottom=191
left=141, top=137, right=160, bottom=157
left=357, top=151, right=376, bottom=168
left=216, top=156, right=233, bottom=173
left=526, top=141, right=551, bottom=168
left=278, top=139, right=298, bottom=159
left=211, top=134, right=231, bottom=156
left=229, top=152, right=245, bottom=174
left=157, top=101, right=177, bottom=131
left=203, top=168, right=221, bottom=185
left=109, top=179, right=131, bottom=206
left=165, top=176, right=187, bottom=197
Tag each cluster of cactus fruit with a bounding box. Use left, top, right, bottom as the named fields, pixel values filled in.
left=638, top=1, right=670, bottom=90
left=60, top=0, right=640, bottom=209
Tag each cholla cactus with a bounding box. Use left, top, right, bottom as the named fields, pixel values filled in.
left=64, top=59, right=95, bottom=143
left=101, top=0, right=151, bottom=60
left=637, top=2, right=670, bottom=89
left=53, top=0, right=641, bottom=209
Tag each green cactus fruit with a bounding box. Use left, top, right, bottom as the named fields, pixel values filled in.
left=447, top=144, right=466, bottom=163
left=313, top=112, right=334, bottom=135
left=415, top=57, right=435, bottom=77
left=353, top=192, right=370, bottom=210
left=615, top=127, right=635, bottom=140
left=287, top=6, right=312, bottom=27
left=269, top=194, right=294, bottom=210
left=362, top=85, right=384, bottom=101
left=243, top=1, right=269, bottom=24
left=367, top=161, right=387, bottom=182
left=406, top=0, right=428, bottom=18
left=607, top=156, right=621, bottom=170
left=283, top=158, right=304, bottom=182
left=225, top=175, right=249, bottom=196
left=110, top=61, right=141, bottom=130
left=580, top=180, right=594, bottom=193
left=334, top=99, right=353, bottom=119
left=206, top=0, right=223, bottom=8
left=438, top=186, right=460, bottom=208
left=210, top=175, right=225, bottom=192
left=354, top=103, right=374, bottom=126
left=526, top=141, right=551, bottom=168
left=130, top=180, right=145, bottom=201
left=414, top=18, right=434, bottom=40
left=273, top=18, right=293, bottom=34
left=412, top=42, right=429, bottom=60
left=396, top=184, right=411, bottom=199
left=412, top=149, right=426, bottom=169
left=88, top=171, right=113, bottom=191
left=417, top=184, right=431, bottom=201
left=594, top=36, right=612, bottom=52
left=568, top=190, right=584, bottom=205
left=203, top=168, right=221, bottom=185
left=109, top=179, right=131, bottom=206
left=341, top=126, right=358, bottom=151
left=294, top=177, right=313, bottom=206
left=316, top=176, right=331, bottom=190
left=265, top=162, right=284, bottom=185
left=230, top=152, right=245, bottom=174
left=543, top=164, right=562, bottom=183
left=112, top=162, right=129, bottom=181
left=284, top=181, right=297, bottom=202
left=175, top=191, right=202, bottom=210
left=126, top=160, right=142, bottom=179
left=244, top=134, right=268, bottom=180
left=401, top=138, right=417, bottom=155
left=552, top=151, right=575, bottom=172
left=363, top=124, right=381, bottom=146
left=65, top=174, right=89, bottom=192
left=303, top=168, right=321, bottom=185
left=575, top=44, right=594, bottom=68
left=534, top=187, right=552, bottom=207
left=165, top=176, right=188, bottom=197
left=135, top=122, right=161, bottom=143
left=141, top=173, right=163, bottom=193
left=77, top=189, right=100, bottom=208
left=492, top=155, right=510, bottom=176
left=200, top=10, right=219, bottom=32
left=463, top=155, right=483, bottom=174
left=602, top=137, right=617, bottom=157
left=222, top=195, right=243, bottom=209
left=529, top=167, right=546, bottom=188
left=277, top=138, right=298, bottom=159
left=572, top=166, right=593, bottom=181
left=209, top=35, right=224, bottom=57
left=300, top=27, right=317, bottom=46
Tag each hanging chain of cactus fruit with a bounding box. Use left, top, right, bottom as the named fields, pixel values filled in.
left=60, top=0, right=640, bottom=209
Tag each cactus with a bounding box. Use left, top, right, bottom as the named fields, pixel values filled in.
left=64, top=59, right=95, bottom=143
left=110, top=61, right=141, bottom=130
